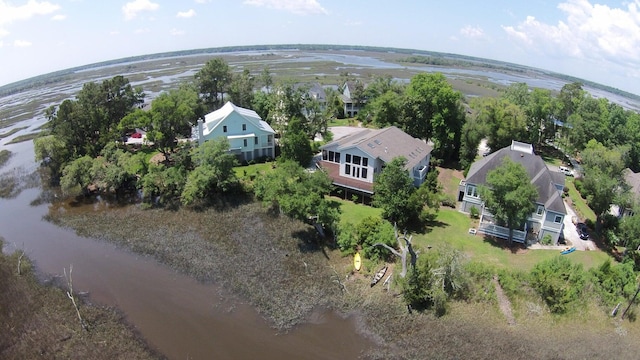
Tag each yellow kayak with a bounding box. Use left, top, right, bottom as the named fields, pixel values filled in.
left=354, top=252, right=362, bottom=271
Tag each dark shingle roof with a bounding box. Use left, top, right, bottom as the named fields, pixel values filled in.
left=321, top=126, right=432, bottom=170
left=466, top=142, right=566, bottom=214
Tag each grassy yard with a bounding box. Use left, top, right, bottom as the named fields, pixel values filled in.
left=413, top=209, right=609, bottom=271
left=564, top=177, right=597, bottom=222
left=233, top=161, right=275, bottom=180
left=330, top=196, right=382, bottom=225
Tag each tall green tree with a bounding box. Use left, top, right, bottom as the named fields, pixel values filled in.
left=254, top=160, right=338, bottom=228
left=479, top=158, right=537, bottom=243
left=373, top=157, right=419, bottom=228
left=400, top=73, right=465, bottom=163
left=526, top=88, right=555, bottom=145
left=195, top=58, right=232, bottom=111
left=228, top=69, right=255, bottom=108
left=279, top=117, right=313, bottom=167
left=580, top=139, right=627, bottom=230
left=473, top=97, right=527, bottom=152
left=181, top=138, right=239, bottom=206
left=120, top=87, right=200, bottom=161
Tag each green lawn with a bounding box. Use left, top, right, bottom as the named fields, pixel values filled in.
left=330, top=197, right=382, bottom=225
left=412, top=209, right=609, bottom=271
left=234, top=162, right=275, bottom=180
left=327, top=118, right=351, bottom=127
left=564, top=177, right=596, bottom=222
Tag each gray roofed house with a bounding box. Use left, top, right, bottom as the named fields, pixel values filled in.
left=460, top=140, right=567, bottom=244
left=340, top=80, right=365, bottom=118
left=618, top=168, right=640, bottom=217
left=319, top=126, right=432, bottom=195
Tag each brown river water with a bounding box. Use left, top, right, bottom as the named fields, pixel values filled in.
left=0, top=147, right=374, bottom=359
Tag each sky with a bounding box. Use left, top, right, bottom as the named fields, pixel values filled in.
left=2, top=0, right=640, bottom=95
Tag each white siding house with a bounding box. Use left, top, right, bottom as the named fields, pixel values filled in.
left=196, top=102, right=275, bottom=162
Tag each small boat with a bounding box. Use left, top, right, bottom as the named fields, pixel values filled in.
left=370, top=266, right=388, bottom=287
left=561, top=247, right=576, bottom=255
left=353, top=252, right=362, bottom=271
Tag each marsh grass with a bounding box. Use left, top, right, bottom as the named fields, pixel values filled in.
left=45, top=195, right=640, bottom=359
left=0, top=127, right=27, bottom=139
left=47, top=199, right=342, bottom=329
left=0, top=149, right=12, bottom=169
left=0, top=240, right=160, bottom=360
left=5, top=132, right=39, bottom=145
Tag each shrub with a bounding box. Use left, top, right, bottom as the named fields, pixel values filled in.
left=590, top=259, right=637, bottom=307
left=440, top=194, right=457, bottom=208
left=530, top=256, right=586, bottom=313
left=541, top=234, right=553, bottom=245
left=469, top=206, right=480, bottom=219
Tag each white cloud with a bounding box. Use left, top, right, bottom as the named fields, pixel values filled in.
left=14, top=39, right=32, bottom=47
left=344, top=20, right=362, bottom=27
left=110, top=30, right=120, bottom=35
left=122, top=0, right=159, bottom=21
left=460, top=25, right=485, bottom=39
left=51, top=14, right=66, bottom=21
left=134, top=28, right=150, bottom=34
left=503, top=0, right=640, bottom=66
left=0, top=0, right=60, bottom=25
left=170, top=28, right=185, bottom=36
left=0, top=0, right=60, bottom=37
left=243, top=0, right=327, bottom=15
left=195, top=0, right=211, bottom=3
left=177, top=9, right=196, bottom=18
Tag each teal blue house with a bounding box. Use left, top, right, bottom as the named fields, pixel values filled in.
left=196, top=102, right=275, bottom=162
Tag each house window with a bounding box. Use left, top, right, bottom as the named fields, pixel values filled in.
left=254, top=137, right=258, bottom=145
left=267, top=135, right=273, bottom=143
left=243, top=139, right=248, bottom=147
left=536, top=205, right=544, bottom=216
left=354, top=167, right=360, bottom=178
left=345, top=164, right=351, bottom=175
left=362, top=168, right=368, bottom=179
left=466, top=186, right=478, bottom=198
left=353, top=155, right=361, bottom=165
left=223, top=125, right=227, bottom=133
left=346, top=154, right=351, bottom=163
left=554, top=215, right=563, bottom=224
left=328, top=151, right=334, bottom=162
left=322, top=150, right=328, bottom=160
left=242, top=124, right=247, bottom=131
left=362, top=158, right=368, bottom=167
left=335, top=152, right=340, bottom=162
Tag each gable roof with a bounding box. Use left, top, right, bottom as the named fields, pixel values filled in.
left=624, top=168, right=640, bottom=196
left=466, top=141, right=566, bottom=214
left=321, top=126, right=432, bottom=170
left=202, top=101, right=275, bottom=136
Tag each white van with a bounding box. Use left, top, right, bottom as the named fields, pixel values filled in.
left=559, top=166, right=573, bottom=176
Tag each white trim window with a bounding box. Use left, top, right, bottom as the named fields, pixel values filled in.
left=466, top=185, right=479, bottom=198
left=536, top=205, right=544, bottom=216
left=344, top=154, right=369, bottom=180
left=554, top=215, right=563, bottom=224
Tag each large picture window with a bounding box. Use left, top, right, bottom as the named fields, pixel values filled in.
left=344, top=153, right=369, bottom=180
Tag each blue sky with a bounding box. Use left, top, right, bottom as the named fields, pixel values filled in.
left=2, top=0, right=640, bottom=95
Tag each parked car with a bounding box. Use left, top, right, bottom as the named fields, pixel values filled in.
left=559, top=166, right=574, bottom=176
left=576, top=223, right=589, bottom=240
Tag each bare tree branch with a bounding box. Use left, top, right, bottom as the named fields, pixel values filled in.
left=64, top=265, right=88, bottom=331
